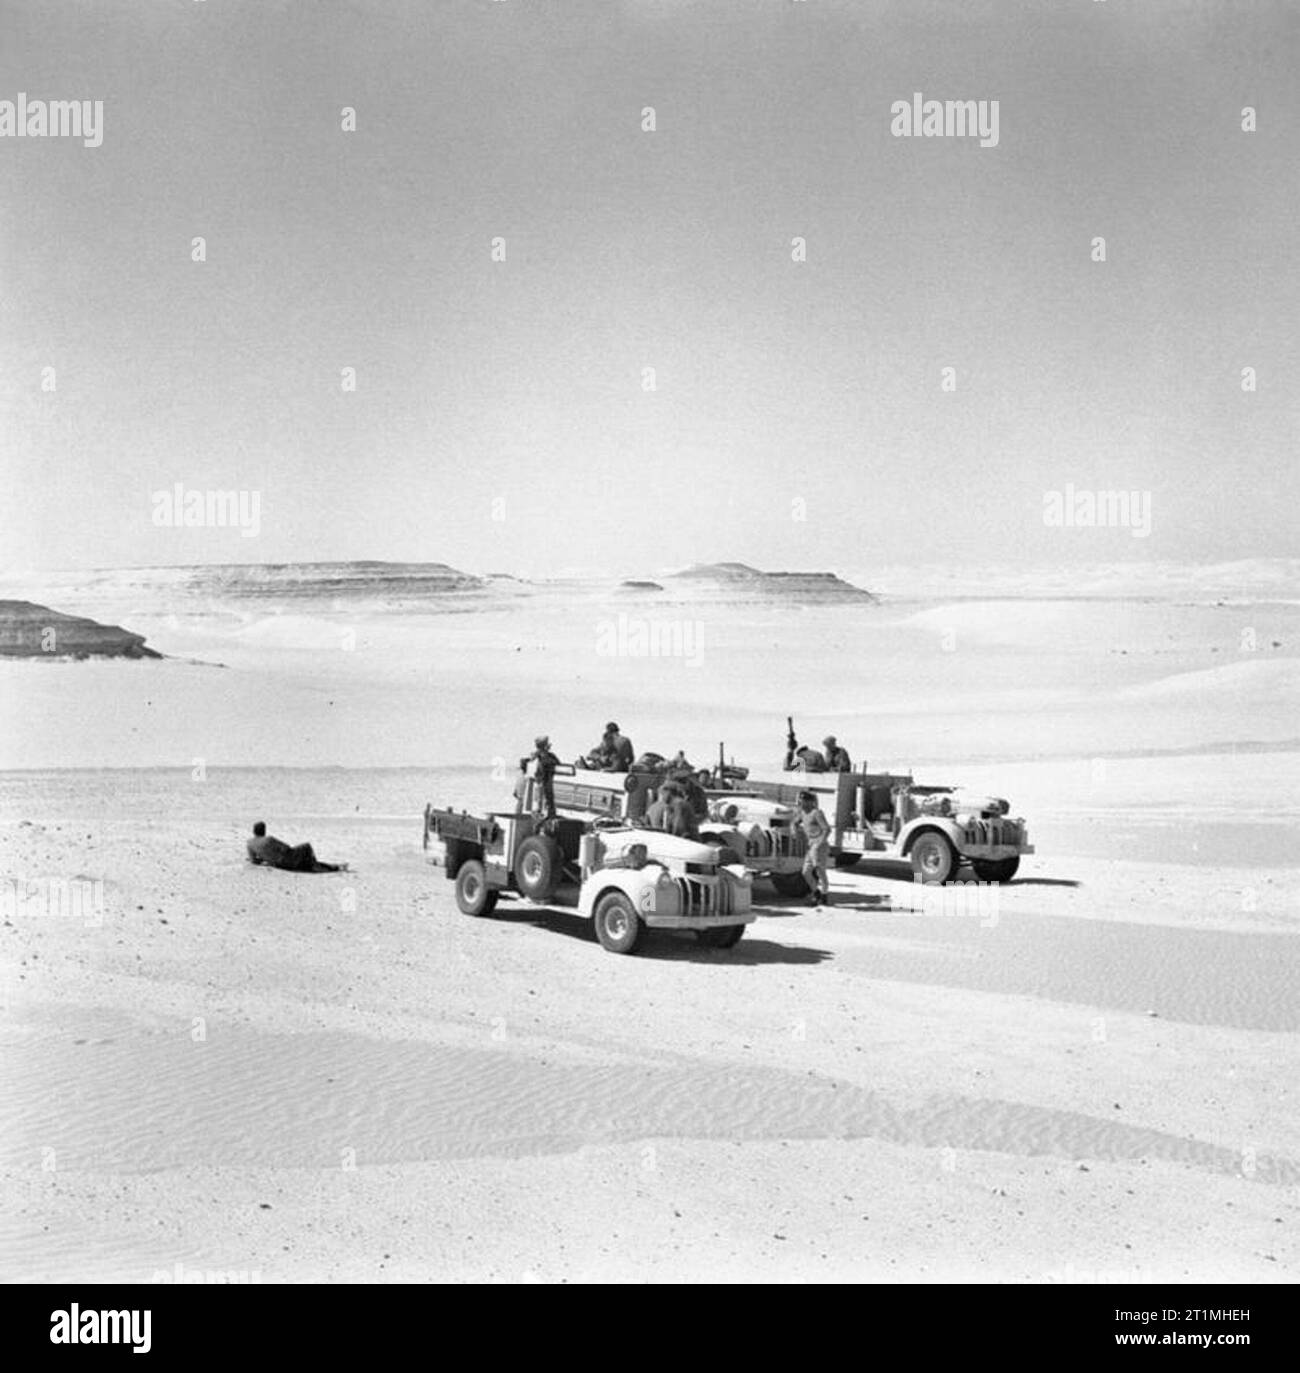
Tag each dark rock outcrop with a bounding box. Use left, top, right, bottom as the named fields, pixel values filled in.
left=0, top=601, right=162, bottom=659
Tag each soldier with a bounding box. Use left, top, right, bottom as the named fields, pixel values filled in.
left=784, top=721, right=828, bottom=772
left=529, top=734, right=559, bottom=819
left=246, top=822, right=347, bottom=873
left=664, top=788, right=700, bottom=840
left=822, top=735, right=852, bottom=771
left=787, top=742, right=828, bottom=772
left=644, top=782, right=676, bottom=831
left=663, top=750, right=706, bottom=816
left=794, top=789, right=831, bottom=906
left=602, top=721, right=635, bottom=772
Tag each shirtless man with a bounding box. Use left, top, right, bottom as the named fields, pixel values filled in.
left=794, top=790, right=831, bottom=905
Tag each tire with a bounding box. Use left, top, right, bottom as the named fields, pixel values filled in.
left=770, top=870, right=811, bottom=899
left=696, top=923, right=744, bottom=949
left=910, top=831, right=957, bottom=885
left=513, top=834, right=560, bottom=902
left=833, top=852, right=860, bottom=870
left=971, top=856, right=1020, bottom=883
left=592, top=891, right=643, bottom=955
left=455, top=859, right=499, bottom=916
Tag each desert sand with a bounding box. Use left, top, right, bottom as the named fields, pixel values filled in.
left=1, top=562, right=1297, bottom=1282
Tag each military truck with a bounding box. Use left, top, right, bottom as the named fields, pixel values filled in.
left=739, top=765, right=1033, bottom=884
left=422, top=768, right=753, bottom=954
left=698, top=792, right=811, bottom=897
left=541, top=760, right=811, bottom=898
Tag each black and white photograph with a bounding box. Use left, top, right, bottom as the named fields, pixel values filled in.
left=2, top=0, right=1296, bottom=1308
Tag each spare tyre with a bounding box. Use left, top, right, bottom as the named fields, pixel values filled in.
left=514, top=834, right=561, bottom=902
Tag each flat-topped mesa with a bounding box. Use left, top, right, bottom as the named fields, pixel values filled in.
left=673, top=562, right=765, bottom=580
left=0, top=601, right=162, bottom=659
left=666, top=564, right=877, bottom=603
left=176, top=560, right=488, bottom=600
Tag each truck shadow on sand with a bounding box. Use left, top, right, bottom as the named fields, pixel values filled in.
left=759, top=893, right=897, bottom=914
left=487, top=904, right=833, bottom=965
left=848, top=860, right=1082, bottom=890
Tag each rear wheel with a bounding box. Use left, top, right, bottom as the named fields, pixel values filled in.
left=910, top=832, right=957, bottom=885
left=455, top=859, right=499, bottom=916
left=513, top=834, right=560, bottom=902
left=696, top=923, right=744, bottom=949
left=971, top=856, right=1020, bottom=883
left=593, top=891, right=644, bottom=955
left=770, top=870, right=811, bottom=899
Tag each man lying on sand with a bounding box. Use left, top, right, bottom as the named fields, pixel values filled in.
left=246, top=821, right=348, bottom=873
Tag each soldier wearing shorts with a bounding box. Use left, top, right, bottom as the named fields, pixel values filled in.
left=795, top=789, right=831, bottom=905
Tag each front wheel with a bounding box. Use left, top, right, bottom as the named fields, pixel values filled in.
left=910, top=832, right=957, bottom=885
left=970, top=856, right=1020, bottom=883
left=455, top=859, right=499, bottom=916
left=770, top=870, right=811, bottom=899
left=696, top=923, right=744, bottom=949
left=593, top=891, right=644, bottom=955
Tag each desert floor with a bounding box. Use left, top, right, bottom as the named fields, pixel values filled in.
left=2, top=753, right=1297, bottom=1283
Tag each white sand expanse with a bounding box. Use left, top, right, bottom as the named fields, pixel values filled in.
left=1, top=567, right=1297, bottom=1282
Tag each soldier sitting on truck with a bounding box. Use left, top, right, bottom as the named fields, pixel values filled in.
left=784, top=724, right=828, bottom=772
left=586, top=721, right=635, bottom=772
left=786, top=742, right=828, bottom=772
left=822, top=735, right=853, bottom=771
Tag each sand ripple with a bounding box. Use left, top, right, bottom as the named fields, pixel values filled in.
left=6, top=1028, right=1296, bottom=1186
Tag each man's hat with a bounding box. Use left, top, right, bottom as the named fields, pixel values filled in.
left=823, top=735, right=837, bottom=747
left=605, top=721, right=619, bottom=733
left=535, top=735, right=550, bottom=749
left=799, top=790, right=816, bottom=804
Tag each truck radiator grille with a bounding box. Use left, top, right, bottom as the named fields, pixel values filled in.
left=769, top=830, right=806, bottom=858
left=674, top=876, right=732, bottom=917
left=965, top=819, right=1021, bottom=847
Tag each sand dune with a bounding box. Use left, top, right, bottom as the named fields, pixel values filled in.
left=2, top=569, right=1297, bottom=1282
left=2, top=753, right=1297, bottom=1283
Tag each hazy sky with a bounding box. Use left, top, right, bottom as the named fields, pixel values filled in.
left=2, top=0, right=1296, bottom=576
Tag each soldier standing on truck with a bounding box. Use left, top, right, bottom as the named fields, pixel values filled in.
left=604, top=722, right=634, bottom=772
left=822, top=735, right=852, bottom=771
left=795, top=789, right=831, bottom=906
left=529, top=734, right=559, bottom=819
